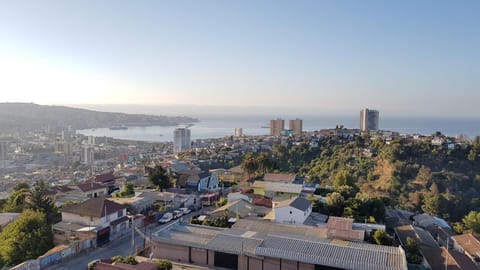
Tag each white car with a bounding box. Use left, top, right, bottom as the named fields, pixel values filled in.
left=158, top=212, right=173, bottom=224
left=180, top=207, right=191, bottom=214
left=173, top=210, right=183, bottom=219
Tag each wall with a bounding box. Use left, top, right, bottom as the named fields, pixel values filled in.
left=152, top=242, right=189, bottom=263
left=275, top=206, right=308, bottom=224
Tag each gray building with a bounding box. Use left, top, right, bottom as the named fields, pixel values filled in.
left=174, top=128, right=191, bottom=154
left=360, top=108, right=379, bottom=132
left=0, top=141, right=7, bottom=169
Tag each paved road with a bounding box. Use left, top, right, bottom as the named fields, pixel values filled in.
left=46, top=210, right=204, bottom=270
left=46, top=230, right=144, bottom=270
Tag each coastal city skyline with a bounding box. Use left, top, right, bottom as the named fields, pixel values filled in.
left=1, top=1, right=479, bottom=117
left=1, top=2, right=480, bottom=270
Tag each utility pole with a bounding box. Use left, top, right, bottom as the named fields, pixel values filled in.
left=131, top=217, right=135, bottom=255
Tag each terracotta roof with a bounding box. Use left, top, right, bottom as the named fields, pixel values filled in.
left=77, top=182, right=107, bottom=192
left=327, top=217, right=354, bottom=230
left=263, top=173, right=297, bottom=183
left=61, top=197, right=125, bottom=218
left=110, top=215, right=129, bottom=226
left=451, top=233, right=480, bottom=257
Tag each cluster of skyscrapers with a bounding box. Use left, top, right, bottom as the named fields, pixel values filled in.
left=270, top=118, right=303, bottom=137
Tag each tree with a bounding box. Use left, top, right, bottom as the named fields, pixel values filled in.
left=148, top=165, right=171, bottom=191
left=155, top=259, right=172, bottom=270
left=1, top=188, right=30, bottom=212
left=462, top=211, right=480, bottom=233
left=112, top=255, right=138, bottom=265
left=404, top=237, right=422, bottom=264
left=333, top=170, right=353, bottom=189
left=241, top=153, right=259, bottom=180
left=326, top=192, right=345, bottom=216
left=256, top=153, right=273, bottom=174
left=373, top=230, right=392, bottom=246
left=29, top=180, right=60, bottom=224
left=0, top=209, right=53, bottom=267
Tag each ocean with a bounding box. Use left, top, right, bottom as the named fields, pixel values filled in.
left=77, top=114, right=480, bottom=143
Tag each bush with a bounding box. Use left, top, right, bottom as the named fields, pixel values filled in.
left=155, top=259, right=172, bottom=270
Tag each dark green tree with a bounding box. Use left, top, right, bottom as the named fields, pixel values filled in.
left=148, top=165, right=172, bottom=191
left=0, top=209, right=53, bottom=267
left=462, top=211, right=480, bottom=233
left=241, top=153, right=259, bottom=180
left=372, top=230, right=392, bottom=246
left=29, top=180, right=60, bottom=224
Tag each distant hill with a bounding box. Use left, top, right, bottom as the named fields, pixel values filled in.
left=0, top=103, right=198, bottom=132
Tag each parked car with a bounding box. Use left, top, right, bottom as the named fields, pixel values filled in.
left=180, top=207, right=191, bottom=214
left=173, top=210, right=183, bottom=219
left=189, top=204, right=202, bottom=211
left=158, top=212, right=173, bottom=224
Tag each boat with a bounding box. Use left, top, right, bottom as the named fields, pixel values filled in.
left=261, top=126, right=270, bottom=128
left=109, top=125, right=128, bottom=130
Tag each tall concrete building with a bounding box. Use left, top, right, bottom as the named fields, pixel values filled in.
left=234, top=128, right=243, bottom=137
left=360, top=108, right=380, bottom=132
left=83, top=146, right=95, bottom=165
left=289, top=118, right=303, bottom=136
left=0, top=141, right=7, bottom=169
left=270, top=119, right=284, bottom=136
left=173, top=128, right=191, bottom=154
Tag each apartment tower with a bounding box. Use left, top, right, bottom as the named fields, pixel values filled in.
left=289, top=118, right=303, bottom=136
left=360, top=108, right=379, bottom=132
left=173, top=128, right=191, bottom=154
left=270, top=119, right=284, bottom=136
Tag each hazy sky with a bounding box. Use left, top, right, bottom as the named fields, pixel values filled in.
left=0, top=0, right=479, bottom=117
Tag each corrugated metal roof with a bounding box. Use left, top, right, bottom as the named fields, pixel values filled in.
left=152, top=221, right=407, bottom=270
left=256, top=235, right=406, bottom=270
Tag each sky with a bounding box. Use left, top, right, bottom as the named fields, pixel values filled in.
left=0, top=0, right=479, bottom=117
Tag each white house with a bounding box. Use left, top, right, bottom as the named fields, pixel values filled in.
left=273, top=197, right=312, bottom=224
left=59, top=197, right=129, bottom=243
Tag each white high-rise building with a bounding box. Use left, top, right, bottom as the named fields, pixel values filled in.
left=0, top=141, right=7, bottom=169
left=173, top=128, right=191, bottom=154
left=360, top=108, right=380, bottom=132
left=234, top=128, right=243, bottom=137
left=87, top=136, right=95, bottom=146
left=83, top=146, right=95, bottom=165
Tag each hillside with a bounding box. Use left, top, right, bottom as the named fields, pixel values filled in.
left=0, top=103, right=197, bottom=132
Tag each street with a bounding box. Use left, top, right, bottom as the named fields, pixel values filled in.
left=45, top=210, right=203, bottom=270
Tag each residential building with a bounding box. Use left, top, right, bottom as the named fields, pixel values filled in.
left=197, top=172, right=220, bottom=192
left=93, top=261, right=158, bottom=270
left=0, top=140, right=6, bottom=169
left=87, top=135, right=95, bottom=146
left=54, top=140, right=73, bottom=155
left=451, top=233, right=480, bottom=267
left=273, top=197, right=312, bottom=224
left=252, top=181, right=302, bottom=201
left=360, top=108, right=379, bottom=132
left=173, top=128, right=191, bottom=154
left=270, top=119, right=284, bottom=136
left=150, top=220, right=408, bottom=270
left=57, top=197, right=129, bottom=245
left=234, top=128, right=243, bottom=137
left=76, top=182, right=108, bottom=198
left=83, top=146, right=95, bottom=165
left=263, top=173, right=297, bottom=183
left=289, top=118, right=303, bottom=136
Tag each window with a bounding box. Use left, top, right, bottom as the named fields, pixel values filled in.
left=118, top=210, right=123, bottom=218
